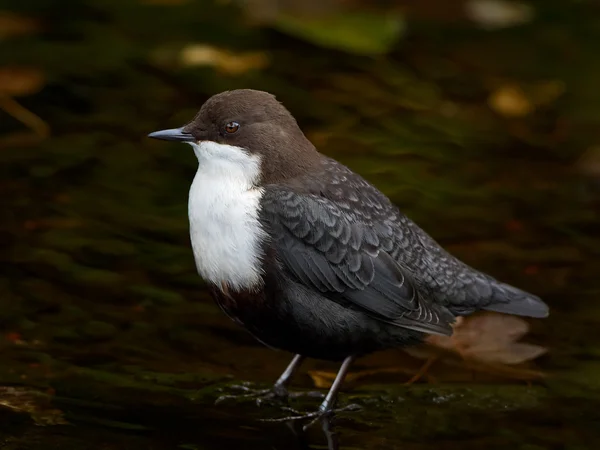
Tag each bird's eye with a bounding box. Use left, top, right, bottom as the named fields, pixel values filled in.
left=224, top=121, right=240, bottom=134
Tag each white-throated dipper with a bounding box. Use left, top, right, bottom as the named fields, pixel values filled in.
left=148, top=89, right=549, bottom=422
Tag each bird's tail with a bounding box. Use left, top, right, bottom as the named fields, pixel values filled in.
left=483, top=282, right=549, bottom=318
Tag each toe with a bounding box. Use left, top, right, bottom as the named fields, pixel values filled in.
left=288, top=390, right=325, bottom=399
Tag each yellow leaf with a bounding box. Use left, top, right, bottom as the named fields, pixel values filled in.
left=307, top=370, right=337, bottom=389
left=180, top=44, right=269, bottom=75
left=488, top=84, right=533, bottom=117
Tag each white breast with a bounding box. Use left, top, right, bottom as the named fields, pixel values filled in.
left=187, top=141, right=266, bottom=292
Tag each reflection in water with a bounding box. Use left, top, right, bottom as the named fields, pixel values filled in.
left=285, top=416, right=340, bottom=450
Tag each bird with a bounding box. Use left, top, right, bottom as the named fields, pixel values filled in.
left=148, top=89, right=549, bottom=423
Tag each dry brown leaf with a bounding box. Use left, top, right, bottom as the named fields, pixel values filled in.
left=308, top=313, right=546, bottom=388
left=0, top=66, right=45, bottom=96
left=0, top=96, right=50, bottom=143
left=308, top=313, right=547, bottom=389
left=0, top=11, right=40, bottom=38
left=413, top=312, right=547, bottom=365
left=0, top=67, right=49, bottom=143
left=308, top=366, right=421, bottom=389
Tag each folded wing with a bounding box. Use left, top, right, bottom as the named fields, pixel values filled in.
left=261, top=189, right=456, bottom=336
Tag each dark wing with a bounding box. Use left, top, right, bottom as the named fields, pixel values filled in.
left=401, top=219, right=549, bottom=318
left=261, top=189, right=456, bottom=336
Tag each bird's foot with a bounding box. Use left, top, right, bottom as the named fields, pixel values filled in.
left=215, top=382, right=324, bottom=407
left=288, top=390, right=326, bottom=401
left=215, top=383, right=286, bottom=406
left=261, top=403, right=361, bottom=431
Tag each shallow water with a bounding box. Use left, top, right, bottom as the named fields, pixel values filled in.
left=1, top=0, right=600, bottom=448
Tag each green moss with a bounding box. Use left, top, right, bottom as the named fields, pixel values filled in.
left=548, top=362, right=600, bottom=395
left=52, top=328, right=82, bottom=343
left=275, top=12, right=405, bottom=55
left=128, top=285, right=184, bottom=305
left=80, top=321, right=118, bottom=341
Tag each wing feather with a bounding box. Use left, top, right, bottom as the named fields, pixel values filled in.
left=262, top=189, right=455, bottom=336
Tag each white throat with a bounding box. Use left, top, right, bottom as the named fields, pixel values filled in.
left=187, top=141, right=266, bottom=292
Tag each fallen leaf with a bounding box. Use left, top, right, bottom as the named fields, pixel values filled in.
left=488, top=84, right=533, bottom=117
left=0, top=67, right=45, bottom=96
left=411, top=312, right=547, bottom=365
left=0, top=11, right=40, bottom=38
left=465, top=0, right=534, bottom=30
left=307, top=370, right=337, bottom=389
left=308, top=312, right=546, bottom=389
left=308, top=366, right=420, bottom=389
left=0, top=96, right=50, bottom=144
left=0, top=67, right=49, bottom=143
left=180, top=45, right=269, bottom=75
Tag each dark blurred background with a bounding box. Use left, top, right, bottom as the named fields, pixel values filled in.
left=1, top=0, right=600, bottom=449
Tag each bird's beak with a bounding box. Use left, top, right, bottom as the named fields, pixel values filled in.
left=147, top=127, right=194, bottom=142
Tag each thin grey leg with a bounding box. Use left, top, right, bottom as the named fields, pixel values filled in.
left=275, top=354, right=305, bottom=387
left=262, top=355, right=361, bottom=426
left=318, top=355, right=355, bottom=412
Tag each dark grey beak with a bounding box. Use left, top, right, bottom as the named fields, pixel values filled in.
left=147, top=127, right=194, bottom=142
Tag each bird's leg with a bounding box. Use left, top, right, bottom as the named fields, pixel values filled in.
left=271, top=354, right=324, bottom=400
left=216, top=354, right=321, bottom=406
left=318, top=355, right=355, bottom=412
left=263, top=356, right=362, bottom=429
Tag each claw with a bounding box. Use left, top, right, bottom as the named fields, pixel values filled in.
left=288, top=390, right=325, bottom=400
left=260, top=407, right=320, bottom=423
left=260, top=403, right=362, bottom=430
left=226, top=384, right=254, bottom=393
left=215, top=383, right=328, bottom=407
left=215, top=386, right=280, bottom=405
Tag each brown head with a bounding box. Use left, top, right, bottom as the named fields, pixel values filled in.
left=148, top=89, right=321, bottom=184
